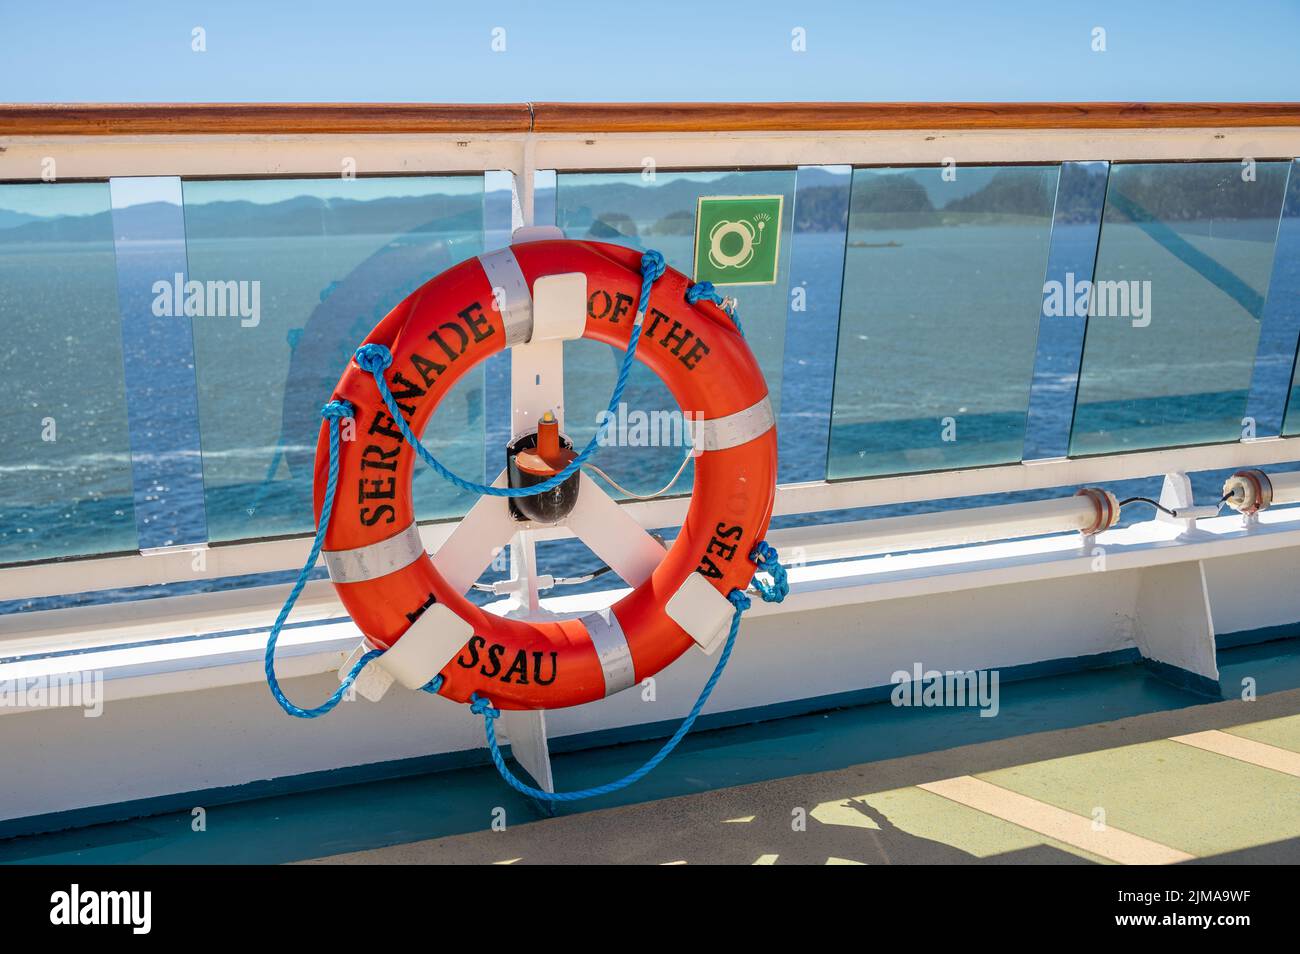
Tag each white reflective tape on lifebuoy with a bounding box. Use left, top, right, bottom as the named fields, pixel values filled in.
left=580, top=608, right=635, bottom=696
left=477, top=247, right=533, bottom=346
left=688, top=396, right=775, bottom=452
left=323, top=522, right=425, bottom=584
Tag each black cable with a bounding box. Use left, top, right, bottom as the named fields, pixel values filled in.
left=1117, top=496, right=1178, bottom=516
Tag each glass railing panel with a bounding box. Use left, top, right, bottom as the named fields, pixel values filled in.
left=555, top=170, right=796, bottom=498
left=1023, top=161, right=1110, bottom=460
left=777, top=165, right=852, bottom=484
left=109, top=176, right=208, bottom=551
left=181, top=175, right=486, bottom=542
left=0, top=182, right=137, bottom=564
left=828, top=165, right=1060, bottom=479
left=1070, top=161, right=1291, bottom=455
left=1268, top=163, right=1300, bottom=435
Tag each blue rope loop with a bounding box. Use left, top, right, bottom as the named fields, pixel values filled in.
left=354, top=344, right=392, bottom=374
left=684, top=281, right=722, bottom=307
left=355, top=249, right=666, bottom=499
left=749, top=540, right=789, bottom=604
left=685, top=280, right=745, bottom=337
left=320, top=398, right=354, bottom=420
left=640, top=248, right=666, bottom=284
left=474, top=543, right=786, bottom=802
left=264, top=400, right=389, bottom=718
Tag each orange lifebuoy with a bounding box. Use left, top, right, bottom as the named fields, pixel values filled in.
left=314, top=239, right=777, bottom=710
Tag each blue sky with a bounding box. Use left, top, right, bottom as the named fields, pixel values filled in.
left=2, top=0, right=1298, bottom=103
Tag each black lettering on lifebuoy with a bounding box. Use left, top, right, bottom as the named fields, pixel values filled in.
left=452, top=641, right=560, bottom=686
left=646, top=307, right=671, bottom=338
left=533, top=652, right=558, bottom=685
left=368, top=410, right=405, bottom=441
left=387, top=371, right=427, bottom=416
left=679, top=337, right=710, bottom=370
left=460, top=302, right=495, bottom=343
left=698, top=522, right=745, bottom=578
left=707, top=535, right=738, bottom=562
left=358, top=476, right=396, bottom=503
left=405, top=591, right=438, bottom=624
left=457, top=635, right=486, bottom=669
left=481, top=642, right=506, bottom=678
left=646, top=307, right=709, bottom=371
left=610, top=291, right=634, bottom=323
left=587, top=289, right=636, bottom=324
left=360, top=444, right=400, bottom=472
left=588, top=289, right=612, bottom=320
left=429, top=321, right=470, bottom=363
left=659, top=319, right=694, bottom=355
left=502, top=650, right=530, bottom=684
left=360, top=504, right=396, bottom=526
left=410, top=351, right=447, bottom=388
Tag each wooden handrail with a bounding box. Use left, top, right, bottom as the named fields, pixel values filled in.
left=0, top=103, right=533, bottom=136
left=1, top=102, right=1298, bottom=136
left=530, top=101, right=1300, bottom=133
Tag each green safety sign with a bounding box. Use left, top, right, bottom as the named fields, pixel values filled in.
left=692, top=194, right=784, bottom=286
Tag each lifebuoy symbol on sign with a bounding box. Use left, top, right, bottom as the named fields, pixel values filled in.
left=708, top=219, right=761, bottom=270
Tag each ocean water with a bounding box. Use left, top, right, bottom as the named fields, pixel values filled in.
left=3, top=168, right=1300, bottom=613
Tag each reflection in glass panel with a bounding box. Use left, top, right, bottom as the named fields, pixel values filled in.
left=1023, top=161, right=1109, bottom=460
left=778, top=165, right=852, bottom=484
left=183, top=176, right=485, bottom=542
left=109, top=176, right=208, bottom=550
left=1070, top=162, right=1290, bottom=455
left=0, top=183, right=136, bottom=564
left=1269, top=164, right=1300, bottom=435
left=828, top=165, right=1060, bottom=478
left=555, top=170, right=795, bottom=498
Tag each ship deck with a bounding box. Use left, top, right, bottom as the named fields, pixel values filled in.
left=4, top=634, right=1297, bottom=865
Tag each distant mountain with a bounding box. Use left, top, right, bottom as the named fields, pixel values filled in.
left=183, top=193, right=481, bottom=238
left=0, top=192, right=482, bottom=244
left=1, top=163, right=1268, bottom=250
left=0, top=209, right=46, bottom=230
left=112, top=201, right=185, bottom=241
left=558, top=172, right=803, bottom=237
left=945, top=168, right=1056, bottom=216
left=0, top=206, right=114, bottom=243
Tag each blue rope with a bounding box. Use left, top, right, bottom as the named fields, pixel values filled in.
left=262, top=250, right=771, bottom=782
left=264, top=399, right=389, bottom=717
left=749, top=539, right=789, bottom=603
left=354, top=249, right=667, bottom=499
left=473, top=543, right=787, bottom=802
left=685, top=280, right=745, bottom=337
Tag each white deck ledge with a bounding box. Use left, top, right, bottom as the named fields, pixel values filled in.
left=3, top=507, right=1298, bottom=715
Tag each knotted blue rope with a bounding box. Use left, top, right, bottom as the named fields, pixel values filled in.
left=355, top=249, right=667, bottom=498
left=473, top=543, right=786, bottom=802
left=685, top=280, right=745, bottom=337
left=264, top=400, right=388, bottom=718
left=750, top=539, right=789, bottom=603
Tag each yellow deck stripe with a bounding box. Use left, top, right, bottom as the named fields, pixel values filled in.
left=1170, top=729, right=1300, bottom=778
left=918, top=776, right=1194, bottom=865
